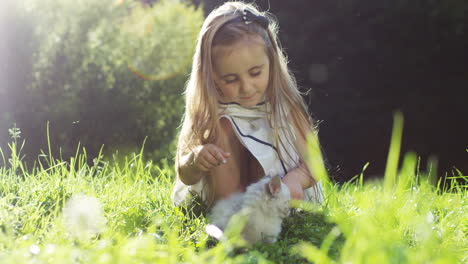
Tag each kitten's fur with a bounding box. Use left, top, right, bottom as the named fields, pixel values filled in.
left=208, top=175, right=291, bottom=244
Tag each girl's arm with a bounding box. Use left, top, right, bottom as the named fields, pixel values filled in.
left=282, top=124, right=318, bottom=200
left=282, top=162, right=316, bottom=200
left=177, top=144, right=231, bottom=185
left=177, top=150, right=205, bottom=185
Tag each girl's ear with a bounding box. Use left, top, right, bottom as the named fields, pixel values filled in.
left=268, top=175, right=282, bottom=197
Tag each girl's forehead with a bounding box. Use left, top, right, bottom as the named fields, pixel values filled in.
left=212, top=36, right=269, bottom=73
left=212, top=35, right=266, bottom=58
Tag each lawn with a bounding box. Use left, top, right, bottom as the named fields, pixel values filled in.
left=0, top=118, right=466, bottom=263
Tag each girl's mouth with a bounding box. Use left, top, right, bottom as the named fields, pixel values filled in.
left=240, top=94, right=255, bottom=100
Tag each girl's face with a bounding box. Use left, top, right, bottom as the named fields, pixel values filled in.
left=212, top=36, right=270, bottom=107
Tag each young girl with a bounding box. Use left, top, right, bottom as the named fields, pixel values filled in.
left=172, top=2, right=323, bottom=209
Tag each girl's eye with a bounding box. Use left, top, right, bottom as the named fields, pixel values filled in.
left=223, top=71, right=261, bottom=84
left=251, top=71, right=261, bottom=77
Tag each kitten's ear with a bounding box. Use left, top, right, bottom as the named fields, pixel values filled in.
left=268, top=175, right=282, bottom=197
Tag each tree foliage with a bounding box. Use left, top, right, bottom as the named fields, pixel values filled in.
left=1, top=0, right=204, bottom=164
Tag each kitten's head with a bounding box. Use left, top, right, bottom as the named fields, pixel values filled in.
left=265, top=175, right=291, bottom=218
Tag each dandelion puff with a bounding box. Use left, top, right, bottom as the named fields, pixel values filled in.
left=29, top=244, right=40, bottom=255
left=63, top=194, right=106, bottom=240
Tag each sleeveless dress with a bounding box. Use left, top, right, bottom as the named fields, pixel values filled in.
left=171, top=102, right=324, bottom=207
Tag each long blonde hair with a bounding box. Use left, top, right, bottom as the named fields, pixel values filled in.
left=176, top=1, right=316, bottom=206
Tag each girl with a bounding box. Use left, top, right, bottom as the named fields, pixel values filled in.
left=172, top=1, right=323, bottom=209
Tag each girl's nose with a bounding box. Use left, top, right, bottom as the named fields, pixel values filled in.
left=240, top=79, right=254, bottom=94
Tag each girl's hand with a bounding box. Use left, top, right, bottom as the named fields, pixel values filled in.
left=192, top=144, right=231, bottom=172
left=282, top=161, right=316, bottom=200
left=283, top=179, right=304, bottom=200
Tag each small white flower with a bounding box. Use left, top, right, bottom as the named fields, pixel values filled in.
left=29, top=244, right=40, bottom=255
left=63, top=194, right=106, bottom=240
left=8, top=124, right=21, bottom=140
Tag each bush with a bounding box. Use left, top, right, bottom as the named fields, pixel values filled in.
left=1, top=0, right=204, bottom=164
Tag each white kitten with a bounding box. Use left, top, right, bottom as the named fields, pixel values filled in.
left=208, top=175, right=291, bottom=244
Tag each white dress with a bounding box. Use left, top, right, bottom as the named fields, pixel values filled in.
left=171, top=102, right=324, bottom=206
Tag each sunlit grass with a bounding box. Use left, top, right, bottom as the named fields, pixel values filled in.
left=0, top=116, right=466, bottom=263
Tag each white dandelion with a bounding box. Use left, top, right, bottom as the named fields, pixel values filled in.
left=29, top=244, right=40, bottom=255
left=63, top=194, right=106, bottom=240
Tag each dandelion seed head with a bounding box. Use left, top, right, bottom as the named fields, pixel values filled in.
left=29, top=244, right=40, bottom=255
left=63, top=194, right=106, bottom=240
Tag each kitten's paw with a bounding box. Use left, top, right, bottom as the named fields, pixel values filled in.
left=206, top=224, right=224, bottom=240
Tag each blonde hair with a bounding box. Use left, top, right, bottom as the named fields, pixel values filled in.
left=176, top=1, right=316, bottom=206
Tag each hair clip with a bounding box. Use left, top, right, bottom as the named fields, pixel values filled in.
left=242, top=10, right=252, bottom=24
left=241, top=9, right=269, bottom=29
left=222, top=9, right=270, bottom=30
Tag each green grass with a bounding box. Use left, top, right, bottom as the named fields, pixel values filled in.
left=0, top=116, right=466, bottom=263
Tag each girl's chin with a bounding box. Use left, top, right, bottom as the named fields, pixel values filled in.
left=241, top=97, right=264, bottom=107
left=219, top=95, right=264, bottom=107
left=240, top=101, right=260, bottom=107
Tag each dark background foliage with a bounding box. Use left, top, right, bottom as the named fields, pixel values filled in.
left=1, top=0, right=467, bottom=182
left=193, top=0, right=468, bottom=182
left=0, top=0, right=202, bottom=166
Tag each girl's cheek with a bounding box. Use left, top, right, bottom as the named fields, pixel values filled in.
left=221, top=86, right=238, bottom=99
left=261, top=74, right=270, bottom=87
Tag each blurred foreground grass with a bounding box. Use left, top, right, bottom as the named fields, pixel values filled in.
left=0, top=116, right=466, bottom=263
